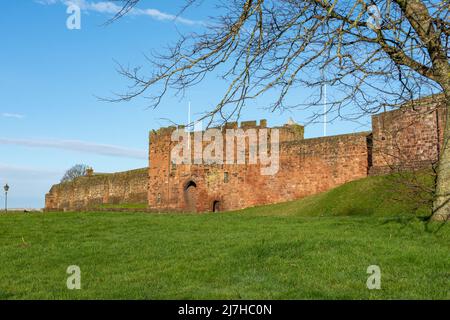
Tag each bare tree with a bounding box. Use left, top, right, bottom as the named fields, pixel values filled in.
left=110, top=0, right=449, bottom=220
left=61, top=164, right=90, bottom=183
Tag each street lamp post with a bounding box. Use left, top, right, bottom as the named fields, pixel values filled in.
left=4, top=184, right=9, bottom=213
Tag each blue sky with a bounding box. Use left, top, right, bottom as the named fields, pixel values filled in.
left=0, top=0, right=372, bottom=208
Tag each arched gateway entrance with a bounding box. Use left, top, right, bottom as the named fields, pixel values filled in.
left=212, top=200, right=221, bottom=213
left=184, top=180, right=197, bottom=212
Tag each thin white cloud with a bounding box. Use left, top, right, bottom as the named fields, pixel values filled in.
left=133, top=8, right=201, bottom=26
left=0, top=138, right=147, bottom=159
left=2, top=113, right=25, bottom=119
left=37, top=0, right=203, bottom=26
left=0, top=163, right=62, bottom=180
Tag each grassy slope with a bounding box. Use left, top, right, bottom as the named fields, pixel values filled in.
left=98, top=203, right=148, bottom=210
left=0, top=174, right=448, bottom=300
left=243, top=173, right=434, bottom=218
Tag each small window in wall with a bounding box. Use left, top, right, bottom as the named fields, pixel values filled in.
left=157, top=193, right=161, bottom=204
left=224, top=172, right=229, bottom=183
left=171, top=161, right=177, bottom=170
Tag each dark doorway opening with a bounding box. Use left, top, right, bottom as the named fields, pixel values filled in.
left=184, top=180, right=197, bottom=212
left=184, top=180, right=197, bottom=190
left=212, top=200, right=221, bottom=213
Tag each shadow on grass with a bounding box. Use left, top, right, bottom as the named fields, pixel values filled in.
left=0, top=291, right=14, bottom=299
left=380, top=214, right=449, bottom=234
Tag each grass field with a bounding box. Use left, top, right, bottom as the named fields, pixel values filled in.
left=0, top=174, right=448, bottom=300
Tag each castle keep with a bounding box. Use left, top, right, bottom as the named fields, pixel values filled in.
left=45, top=95, right=447, bottom=213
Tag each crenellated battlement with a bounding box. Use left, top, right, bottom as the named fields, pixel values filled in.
left=150, top=119, right=304, bottom=135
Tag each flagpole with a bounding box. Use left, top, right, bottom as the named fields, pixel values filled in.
left=188, top=101, right=191, bottom=150
left=322, top=68, right=327, bottom=137
left=324, top=82, right=327, bottom=136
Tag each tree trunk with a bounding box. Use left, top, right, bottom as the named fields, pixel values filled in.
left=432, top=87, right=450, bottom=221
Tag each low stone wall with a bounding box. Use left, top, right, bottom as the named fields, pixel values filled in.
left=45, top=168, right=148, bottom=211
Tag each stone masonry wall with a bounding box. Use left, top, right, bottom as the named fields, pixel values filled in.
left=45, top=95, right=446, bottom=213
left=148, top=119, right=370, bottom=212
left=370, top=94, right=446, bottom=174
left=45, top=168, right=148, bottom=211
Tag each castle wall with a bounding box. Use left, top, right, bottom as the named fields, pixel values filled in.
left=148, top=120, right=370, bottom=212
left=45, top=168, right=148, bottom=211
left=370, top=95, right=446, bottom=174
left=44, top=95, right=447, bottom=213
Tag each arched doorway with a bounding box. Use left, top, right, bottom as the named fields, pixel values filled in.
left=212, top=200, right=221, bottom=213
left=184, top=180, right=197, bottom=212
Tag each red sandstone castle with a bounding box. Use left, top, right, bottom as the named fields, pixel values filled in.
left=45, top=95, right=447, bottom=213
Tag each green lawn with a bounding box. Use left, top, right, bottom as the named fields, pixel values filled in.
left=97, top=203, right=148, bottom=210
left=0, top=174, right=448, bottom=299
